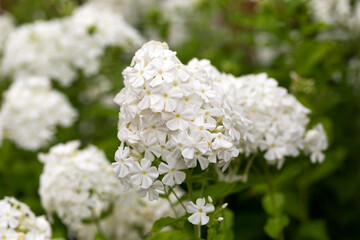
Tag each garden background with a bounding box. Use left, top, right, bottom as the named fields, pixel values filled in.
left=0, top=0, right=359, bottom=239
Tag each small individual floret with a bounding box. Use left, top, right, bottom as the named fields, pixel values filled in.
left=0, top=76, right=77, bottom=150
left=186, top=197, right=215, bottom=225
left=304, top=123, right=328, bottom=163
left=0, top=197, right=52, bottom=240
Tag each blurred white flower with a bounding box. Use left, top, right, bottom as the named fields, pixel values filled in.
left=0, top=197, right=51, bottom=239
left=38, top=141, right=120, bottom=227
left=0, top=76, right=77, bottom=150
left=1, top=2, right=143, bottom=86
left=0, top=12, right=14, bottom=53
left=304, top=123, right=328, bottom=163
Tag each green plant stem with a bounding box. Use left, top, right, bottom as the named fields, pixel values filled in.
left=187, top=182, right=194, bottom=201
left=170, top=187, right=186, bottom=211
left=165, top=188, right=179, bottom=218
left=241, top=154, right=256, bottom=182
left=265, top=165, right=284, bottom=240
left=197, top=224, right=201, bottom=238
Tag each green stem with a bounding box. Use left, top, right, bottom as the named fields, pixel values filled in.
left=187, top=182, right=194, bottom=201
left=197, top=224, right=201, bottom=238
left=169, top=187, right=186, bottom=211
left=165, top=188, right=179, bottom=218
left=241, top=154, right=256, bottom=182
left=265, top=165, right=284, bottom=240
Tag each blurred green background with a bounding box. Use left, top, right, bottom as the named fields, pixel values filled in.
left=0, top=0, right=359, bottom=239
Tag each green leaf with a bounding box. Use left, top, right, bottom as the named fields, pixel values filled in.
left=202, top=176, right=267, bottom=202
left=185, top=171, right=218, bottom=183
left=262, top=193, right=285, bottom=216
left=151, top=216, right=187, bottom=233
left=207, top=209, right=234, bottom=240
left=264, top=215, right=290, bottom=239
left=147, top=230, right=189, bottom=240
left=93, top=232, right=108, bottom=240
left=296, top=220, right=330, bottom=240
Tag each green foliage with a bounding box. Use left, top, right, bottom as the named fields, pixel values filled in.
left=264, top=215, right=289, bottom=239
left=147, top=230, right=189, bottom=240
left=150, top=216, right=187, bottom=233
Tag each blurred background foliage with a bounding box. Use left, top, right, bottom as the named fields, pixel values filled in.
left=0, top=0, right=359, bottom=239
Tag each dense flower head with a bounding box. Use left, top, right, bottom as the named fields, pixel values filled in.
left=1, top=2, right=143, bottom=86
left=113, top=41, right=252, bottom=199
left=0, top=12, right=14, bottom=53
left=0, top=196, right=51, bottom=240
left=114, top=41, right=329, bottom=191
left=0, top=76, right=77, bottom=150
left=38, top=141, right=121, bottom=228
left=220, top=73, right=313, bottom=168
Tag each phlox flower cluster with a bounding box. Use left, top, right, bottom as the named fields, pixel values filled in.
left=38, top=141, right=121, bottom=229
left=74, top=192, right=178, bottom=240
left=0, top=196, right=51, bottom=240
left=0, top=12, right=14, bottom=53
left=113, top=41, right=252, bottom=200
left=0, top=76, right=77, bottom=150
left=1, top=2, right=143, bottom=86
left=114, top=41, right=328, bottom=194
left=220, top=73, right=318, bottom=168
left=90, top=0, right=198, bottom=46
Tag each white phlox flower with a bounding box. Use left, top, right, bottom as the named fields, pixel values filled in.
left=186, top=197, right=215, bottom=225
left=114, top=41, right=253, bottom=200
left=304, top=123, right=328, bottom=163
left=0, top=76, right=77, bottom=150
left=219, top=73, right=328, bottom=169
left=38, top=141, right=121, bottom=229
left=1, top=2, right=143, bottom=86
left=0, top=197, right=52, bottom=239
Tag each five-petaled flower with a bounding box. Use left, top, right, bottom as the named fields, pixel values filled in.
left=186, top=197, right=215, bottom=225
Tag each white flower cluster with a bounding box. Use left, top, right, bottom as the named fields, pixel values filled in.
left=0, top=12, right=14, bottom=53
left=0, top=76, right=77, bottom=150
left=114, top=41, right=328, bottom=194
left=1, top=2, right=143, bottom=86
left=0, top=196, right=51, bottom=240
left=113, top=41, right=252, bottom=200
left=74, top=192, right=177, bottom=240
left=309, top=0, right=360, bottom=34
left=220, top=73, right=315, bottom=168
left=90, top=0, right=198, bottom=46
left=304, top=124, right=328, bottom=163
left=38, top=141, right=121, bottom=228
